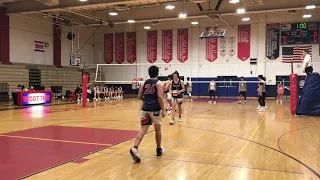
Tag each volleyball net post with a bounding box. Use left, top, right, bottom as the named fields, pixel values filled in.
left=82, top=74, right=88, bottom=107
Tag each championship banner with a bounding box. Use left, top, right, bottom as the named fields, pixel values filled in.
left=228, top=37, right=235, bottom=56
left=177, top=29, right=188, bottom=63
left=162, top=30, right=173, bottom=63
left=147, top=31, right=157, bottom=63
left=126, top=32, right=136, bottom=64
left=115, top=33, right=125, bottom=64
left=34, top=41, right=45, bottom=52
left=290, top=74, right=298, bottom=115
left=104, top=33, right=113, bottom=64
left=266, top=23, right=280, bottom=60
left=238, top=25, right=250, bottom=61
left=206, top=37, right=218, bottom=62
left=220, top=37, right=226, bottom=57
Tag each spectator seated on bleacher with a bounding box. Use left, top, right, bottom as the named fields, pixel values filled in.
left=17, top=85, right=22, bottom=92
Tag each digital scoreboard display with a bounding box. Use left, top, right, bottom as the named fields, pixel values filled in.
left=281, top=22, right=318, bottom=45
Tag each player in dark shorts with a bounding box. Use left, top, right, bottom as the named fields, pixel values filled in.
left=168, top=71, right=185, bottom=125
left=239, top=76, right=247, bottom=104
left=257, top=75, right=267, bottom=111
left=130, top=66, right=166, bottom=163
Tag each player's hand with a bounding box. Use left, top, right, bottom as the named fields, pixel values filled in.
left=162, top=110, right=166, bottom=118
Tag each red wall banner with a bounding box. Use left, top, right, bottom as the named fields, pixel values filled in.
left=126, top=32, right=136, bottom=64
left=238, top=25, right=251, bottom=61
left=206, top=38, right=218, bottom=62
left=104, top=33, right=113, bottom=64
left=115, top=33, right=125, bottom=64
left=162, top=30, right=173, bottom=63
left=177, top=29, right=188, bottom=63
left=147, top=31, right=157, bottom=63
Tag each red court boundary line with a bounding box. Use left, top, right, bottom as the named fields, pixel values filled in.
left=277, top=125, right=320, bottom=152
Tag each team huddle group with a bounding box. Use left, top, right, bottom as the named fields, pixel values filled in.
left=91, top=85, right=124, bottom=101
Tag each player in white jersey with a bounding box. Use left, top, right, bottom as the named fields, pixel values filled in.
left=185, top=77, right=193, bottom=103
left=164, top=75, right=173, bottom=114
left=208, top=80, right=217, bottom=104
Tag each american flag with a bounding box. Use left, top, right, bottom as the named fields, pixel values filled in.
left=282, top=46, right=312, bottom=63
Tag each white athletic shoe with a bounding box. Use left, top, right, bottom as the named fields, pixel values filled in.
left=130, top=147, right=141, bottom=163
left=178, top=117, right=183, bottom=122
left=209, top=100, right=212, bottom=104
left=245, top=101, right=247, bottom=104
left=276, top=100, right=279, bottom=104
left=258, top=107, right=266, bottom=112
left=256, top=105, right=261, bottom=110
left=239, top=101, right=242, bottom=104
left=86, top=99, right=90, bottom=102
left=214, top=101, right=216, bottom=104
left=280, top=100, right=282, bottom=104
left=169, top=120, right=175, bottom=125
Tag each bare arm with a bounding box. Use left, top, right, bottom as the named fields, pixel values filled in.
left=157, top=82, right=165, bottom=112
left=165, top=81, right=170, bottom=91
left=180, top=80, right=185, bottom=94
left=168, top=81, right=172, bottom=93
left=137, top=82, right=144, bottom=101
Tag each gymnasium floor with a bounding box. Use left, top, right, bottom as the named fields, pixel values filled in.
left=0, top=98, right=319, bottom=180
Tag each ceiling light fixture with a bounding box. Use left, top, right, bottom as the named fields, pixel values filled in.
left=242, top=17, right=250, bottom=21
left=229, top=0, right=239, bottom=3
left=306, top=5, right=315, bottom=9
left=237, top=8, right=245, bottom=14
left=303, top=14, right=312, bottom=18
left=128, top=20, right=135, bottom=23
left=191, top=21, right=199, bottom=25
left=109, top=12, right=118, bottom=16
left=144, top=26, right=151, bottom=29
left=166, top=4, right=175, bottom=10
left=178, top=13, right=187, bottom=19
left=79, top=0, right=88, bottom=2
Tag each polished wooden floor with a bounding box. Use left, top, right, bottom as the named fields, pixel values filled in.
left=0, top=98, right=319, bottom=180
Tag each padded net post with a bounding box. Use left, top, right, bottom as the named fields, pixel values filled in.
left=82, top=74, right=88, bottom=107
left=290, top=74, right=298, bottom=115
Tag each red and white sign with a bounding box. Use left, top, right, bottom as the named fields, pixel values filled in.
left=34, top=41, right=45, bottom=52
left=22, top=93, right=51, bottom=105
left=162, top=30, right=173, bottom=63
left=147, top=31, right=157, bottom=63
left=104, top=33, right=113, bottom=64
left=115, top=33, right=125, bottom=64
left=238, top=25, right=251, bottom=61
left=206, top=34, right=218, bottom=62
left=177, top=29, right=188, bottom=63
left=127, top=32, right=136, bottom=64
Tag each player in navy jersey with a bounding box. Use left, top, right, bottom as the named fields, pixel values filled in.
left=168, top=71, right=185, bottom=125
left=130, top=66, right=166, bottom=163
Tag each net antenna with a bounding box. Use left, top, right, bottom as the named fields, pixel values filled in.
left=200, top=14, right=229, bottom=39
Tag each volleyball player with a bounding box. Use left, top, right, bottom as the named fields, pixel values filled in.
left=165, top=75, right=173, bottom=114
left=130, top=66, right=165, bottom=163
left=276, top=82, right=284, bottom=104
left=257, top=75, right=267, bottom=111
left=118, top=86, right=124, bottom=99
left=239, top=77, right=247, bottom=104
left=168, top=71, right=185, bottom=125
left=186, top=77, right=193, bottom=103
left=209, top=79, right=216, bottom=104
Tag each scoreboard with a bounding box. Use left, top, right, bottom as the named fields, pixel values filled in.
left=281, top=22, right=318, bottom=45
